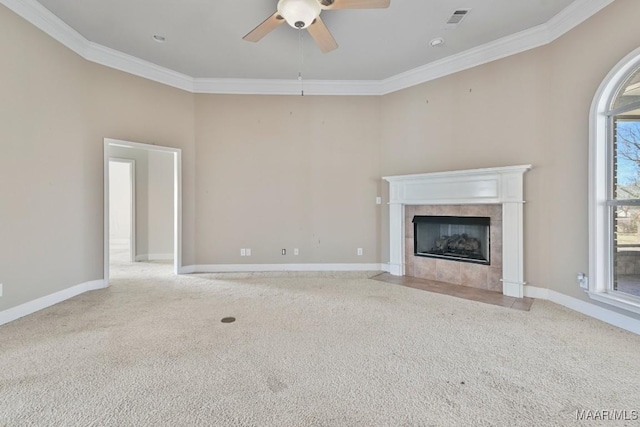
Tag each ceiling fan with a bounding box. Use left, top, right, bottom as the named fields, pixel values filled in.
left=243, top=0, right=391, bottom=53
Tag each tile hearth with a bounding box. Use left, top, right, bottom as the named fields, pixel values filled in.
left=372, top=272, right=534, bottom=311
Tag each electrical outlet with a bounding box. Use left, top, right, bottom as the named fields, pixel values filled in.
left=246, top=248, right=251, bottom=256
left=376, top=197, right=382, bottom=205
left=240, top=248, right=246, bottom=256
left=282, top=249, right=286, bottom=255
left=357, top=248, right=363, bottom=256
left=577, top=272, right=588, bottom=289
left=0, top=283, right=3, bottom=297
left=294, top=248, right=299, bottom=256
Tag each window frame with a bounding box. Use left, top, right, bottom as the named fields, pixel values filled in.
left=589, top=47, right=640, bottom=314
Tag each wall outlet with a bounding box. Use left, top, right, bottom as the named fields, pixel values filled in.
left=294, top=248, right=299, bottom=256
left=376, top=197, right=382, bottom=205
left=240, top=248, right=246, bottom=256
left=357, top=248, right=363, bottom=256
left=282, top=249, right=286, bottom=255
left=0, top=283, right=3, bottom=297
left=577, top=272, right=588, bottom=289
left=246, top=248, right=251, bottom=256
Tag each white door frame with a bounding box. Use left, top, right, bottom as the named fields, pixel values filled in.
left=108, top=158, right=136, bottom=262
left=104, top=138, right=183, bottom=283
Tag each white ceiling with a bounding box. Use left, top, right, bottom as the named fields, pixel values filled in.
left=33, top=0, right=578, bottom=81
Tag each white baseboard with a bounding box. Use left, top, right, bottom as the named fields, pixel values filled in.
left=135, top=253, right=174, bottom=262
left=182, top=263, right=385, bottom=274
left=524, top=285, right=640, bottom=335
left=0, top=279, right=107, bottom=326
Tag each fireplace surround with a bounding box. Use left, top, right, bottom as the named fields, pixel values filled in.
left=383, top=165, right=531, bottom=298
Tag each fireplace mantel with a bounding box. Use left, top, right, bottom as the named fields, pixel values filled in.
left=383, top=165, right=531, bottom=298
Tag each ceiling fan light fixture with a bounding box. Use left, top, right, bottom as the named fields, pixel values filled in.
left=277, top=0, right=321, bottom=29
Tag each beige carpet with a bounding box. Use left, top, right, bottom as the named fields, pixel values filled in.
left=1, top=261, right=639, bottom=426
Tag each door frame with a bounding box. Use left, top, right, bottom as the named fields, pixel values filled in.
left=104, top=138, right=183, bottom=283
left=108, top=157, right=136, bottom=263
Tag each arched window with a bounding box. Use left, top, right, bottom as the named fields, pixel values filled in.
left=590, top=48, right=640, bottom=313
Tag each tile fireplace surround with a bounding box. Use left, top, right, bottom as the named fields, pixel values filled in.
left=405, top=204, right=502, bottom=292
left=383, top=165, right=531, bottom=298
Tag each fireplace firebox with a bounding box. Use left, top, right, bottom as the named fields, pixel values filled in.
left=413, top=216, right=490, bottom=265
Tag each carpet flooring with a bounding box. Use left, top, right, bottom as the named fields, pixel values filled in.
left=1, top=261, right=639, bottom=426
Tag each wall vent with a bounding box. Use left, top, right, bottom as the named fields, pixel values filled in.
left=445, top=9, right=471, bottom=28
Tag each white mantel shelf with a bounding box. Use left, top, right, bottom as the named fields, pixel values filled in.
left=383, top=165, right=532, bottom=298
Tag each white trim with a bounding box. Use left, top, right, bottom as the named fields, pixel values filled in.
left=135, top=253, right=174, bottom=262
left=0, top=279, right=106, bottom=326
left=104, top=139, right=183, bottom=282
left=587, top=292, right=640, bottom=315
left=588, top=47, right=640, bottom=310
left=84, top=41, right=194, bottom=92
left=184, top=263, right=384, bottom=273
left=0, top=0, right=614, bottom=96
left=193, top=78, right=383, bottom=96
left=524, top=285, right=640, bottom=336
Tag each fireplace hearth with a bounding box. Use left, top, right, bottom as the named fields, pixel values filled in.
left=413, top=216, right=490, bottom=265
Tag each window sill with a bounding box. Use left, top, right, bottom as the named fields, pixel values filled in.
left=587, top=291, right=640, bottom=315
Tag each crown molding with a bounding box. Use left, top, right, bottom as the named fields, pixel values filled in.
left=378, top=24, right=550, bottom=95
left=1, top=0, right=615, bottom=96
left=84, top=41, right=195, bottom=92
left=546, top=0, right=615, bottom=41
left=193, top=77, right=382, bottom=96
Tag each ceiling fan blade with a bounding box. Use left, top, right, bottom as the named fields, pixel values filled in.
left=307, top=16, right=338, bottom=53
left=320, top=0, right=390, bottom=10
left=243, top=12, right=284, bottom=42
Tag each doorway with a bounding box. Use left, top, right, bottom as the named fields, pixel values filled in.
left=104, top=138, right=183, bottom=283
left=108, top=158, right=135, bottom=263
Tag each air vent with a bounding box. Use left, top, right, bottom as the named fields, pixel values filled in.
left=445, top=9, right=471, bottom=28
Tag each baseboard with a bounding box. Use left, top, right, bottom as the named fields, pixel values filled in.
left=135, top=253, right=174, bottom=262
left=0, top=279, right=107, bottom=326
left=524, top=285, right=640, bottom=335
left=182, top=263, right=385, bottom=274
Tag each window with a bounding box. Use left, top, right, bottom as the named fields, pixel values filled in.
left=590, top=48, right=640, bottom=313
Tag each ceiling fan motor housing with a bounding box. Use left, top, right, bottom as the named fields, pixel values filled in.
left=277, top=0, right=321, bottom=29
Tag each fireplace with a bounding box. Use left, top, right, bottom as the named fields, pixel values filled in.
left=413, top=216, right=490, bottom=265
left=383, top=165, right=531, bottom=298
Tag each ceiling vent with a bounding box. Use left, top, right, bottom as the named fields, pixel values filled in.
left=444, top=9, right=471, bottom=29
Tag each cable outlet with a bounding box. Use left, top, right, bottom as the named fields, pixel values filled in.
left=240, top=248, right=246, bottom=256
left=282, top=249, right=286, bottom=255
left=577, top=272, right=588, bottom=289
left=294, top=248, right=299, bottom=255
left=246, top=248, right=251, bottom=256
left=357, top=248, right=363, bottom=256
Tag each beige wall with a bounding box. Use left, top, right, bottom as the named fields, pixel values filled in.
left=0, top=5, right=90, bottom=311
left=380, top=0, right=640, bottom=319
left=194, top=95, right=382, bottom=264
left=0, top=5, right=194, bottom=312
left=147, top=150, right=174, bottom=257
left=3, top=0, right=640, bottom=322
